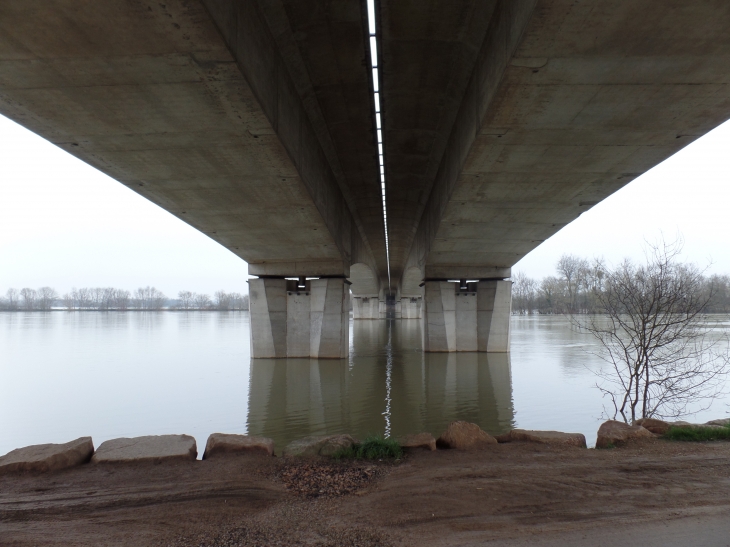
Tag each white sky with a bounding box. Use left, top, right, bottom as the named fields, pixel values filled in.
left=1, top=112, right=729, bottom=296
left=514, top=120, right=730, bottom=279
left=0, top=115, right=249, bottom=297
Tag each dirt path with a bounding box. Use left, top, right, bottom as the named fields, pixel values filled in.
left=2, top=439, right=730, bottom=546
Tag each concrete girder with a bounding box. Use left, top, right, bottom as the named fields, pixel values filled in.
left=400, top=0, right=730, bottom=280
left=0, top=0, right=379, bottom=280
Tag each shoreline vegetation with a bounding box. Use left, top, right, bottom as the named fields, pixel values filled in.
left=512, top=253, right=730, bottom=315
left=0, top=286, right=249, bottom=311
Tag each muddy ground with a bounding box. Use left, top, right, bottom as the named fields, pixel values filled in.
left=2, top=439, right=730, bottom=546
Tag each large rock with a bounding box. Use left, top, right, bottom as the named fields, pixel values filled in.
left=494, top=432, right=513, bottom=443
left=398, top=432, right=436, bottom=452
left=91, top=435, right=197, bottom=463
left=508, top=429, right=587, bottom=448
left=203, top=434, right=274, bottom=459
left=436, top=421, right=497, bottom=450
left=596, top=420, right=654, bottom=448
left=706, top=418, right=730, bottom=427
left=635, top=418, right=672, bottom=435
left=283, top=434, right=357, bottom=457
left=0, top=437, right=94, bottom=474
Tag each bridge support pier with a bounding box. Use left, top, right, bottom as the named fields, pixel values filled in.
left=422, top=280, right=511, bottom=352
left=400, top=297, right=422, bottom=319
left=248, top=277, right=349, bottom=358
left=352, top=296, right=380, bottom=319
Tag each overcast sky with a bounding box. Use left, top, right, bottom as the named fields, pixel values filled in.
left=1, top=112, right=729, bottom=297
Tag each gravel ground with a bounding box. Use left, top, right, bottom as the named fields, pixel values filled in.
left=276, top=459, right=390, bottom=498
left=160, top=497, right=399, bottom=547
left=159, top=459, right=400, bottom=547
left=5, top=440, right=730, bottom=547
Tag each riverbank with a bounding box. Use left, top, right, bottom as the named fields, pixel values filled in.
left=3, top=437, right=730, bottom=546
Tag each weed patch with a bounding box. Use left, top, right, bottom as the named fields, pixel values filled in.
left=664, top=425, right=730, bottom=442
left=332, top=436, right=403, bottom=460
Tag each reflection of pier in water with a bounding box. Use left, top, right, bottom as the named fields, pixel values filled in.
left=247, top=320, right=515, bottom=451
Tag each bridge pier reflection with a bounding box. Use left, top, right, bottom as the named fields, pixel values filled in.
left=247, top=319, right=515, bottom=453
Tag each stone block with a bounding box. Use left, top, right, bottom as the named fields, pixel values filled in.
left=202, top=433, right=274, bottom=459
left=398, top=432, right=437, bottom=451
left=0, top=437, right=94, bottom=474
left=508, top=429, right=587, bottom=448
left=635, top=418, right=672, bottom=435
left=596, top=420, right=654, bottom=448
left=283, top=434, right=357, bottom=457
left=437, top=421, right=497, bottom=450
left=91, top=435, right=197, bottom=463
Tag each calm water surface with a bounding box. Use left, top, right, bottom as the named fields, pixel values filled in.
left=1, top=312, right=729, bottom=455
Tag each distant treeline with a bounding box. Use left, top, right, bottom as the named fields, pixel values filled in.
left=0, top=287, right=249, bottom=311
left=513, top=255, right=730, bottom=315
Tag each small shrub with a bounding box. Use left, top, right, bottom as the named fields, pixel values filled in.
left=663, top=425, right=730, bottom=442
left=331, top=435, right=403, bottom=460
left=356, top=435, right=403, bottom=460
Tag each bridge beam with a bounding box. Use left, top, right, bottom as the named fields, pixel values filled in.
left=422, top=280, right=511, bottom=353
left=248, top=277, right=349, bottom=359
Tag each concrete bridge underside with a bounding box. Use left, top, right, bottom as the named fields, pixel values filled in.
left=1, top=1, right=730, bottom=356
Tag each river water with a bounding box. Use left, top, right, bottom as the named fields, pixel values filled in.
left=1, top=312, right=729, bottom=456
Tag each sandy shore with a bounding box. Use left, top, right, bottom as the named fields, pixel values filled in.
left=2, top=439, right=730, bottom=546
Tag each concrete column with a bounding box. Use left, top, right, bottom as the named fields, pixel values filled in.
left=352, top=296, right=379, bottom=319
left=248, top=277, right=349, bottom=358
left=400, top=297, right=422, bottom=319
left=477, top=280, right=512, bottom=352
left=422, top=280, right=511, bottom=352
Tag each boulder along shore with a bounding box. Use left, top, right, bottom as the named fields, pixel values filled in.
left=2, top=421, right=730, bottom=546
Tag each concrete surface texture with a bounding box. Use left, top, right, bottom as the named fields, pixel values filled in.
left=507, top=429, right=588, bottom=448
left=400, top=297, right=422, bottom=319
left=423, top=280, right=511, bottom=352
left=352, top=296, right=380, bottom=319
left=249, top=277, right=349, bottom=358
left=282, top=434, right=358, bottom=457
left=91, top=435, right=198, bottom=463
left=202, top=433, right=275, bottom=459
left=2, top=1, right=730, bottom=350
left=0, top=437, right=94, bottom=474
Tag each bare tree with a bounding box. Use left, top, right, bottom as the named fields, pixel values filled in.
left=74, top=288, right=92, bottom=310
left=62, top=292, right=75, bottom=310
left=580, top=240, right=730, bottom=423
left=135, top=286, right=166, bottom=310
left=512, top=272, right=537, bottom=315
left=20, top=288, right=37, bottom=310
left=538, top=276, right=565, bottom=314
left=149, top=287, right=167, bottom=310
left=214, top=290, right=232, bottom=310
left=112, top=289, right=131, bottom=310
left=557, top=254, right=589, bottom=313
left=37, top=287, right=58, bottom=310
left=5, top=288, right=19, bottom=311
left=230, top=292, right=249, bottom=311
left=178, top=291, right=193, bottom=310
left=192, top=293, right=211, bottom=310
